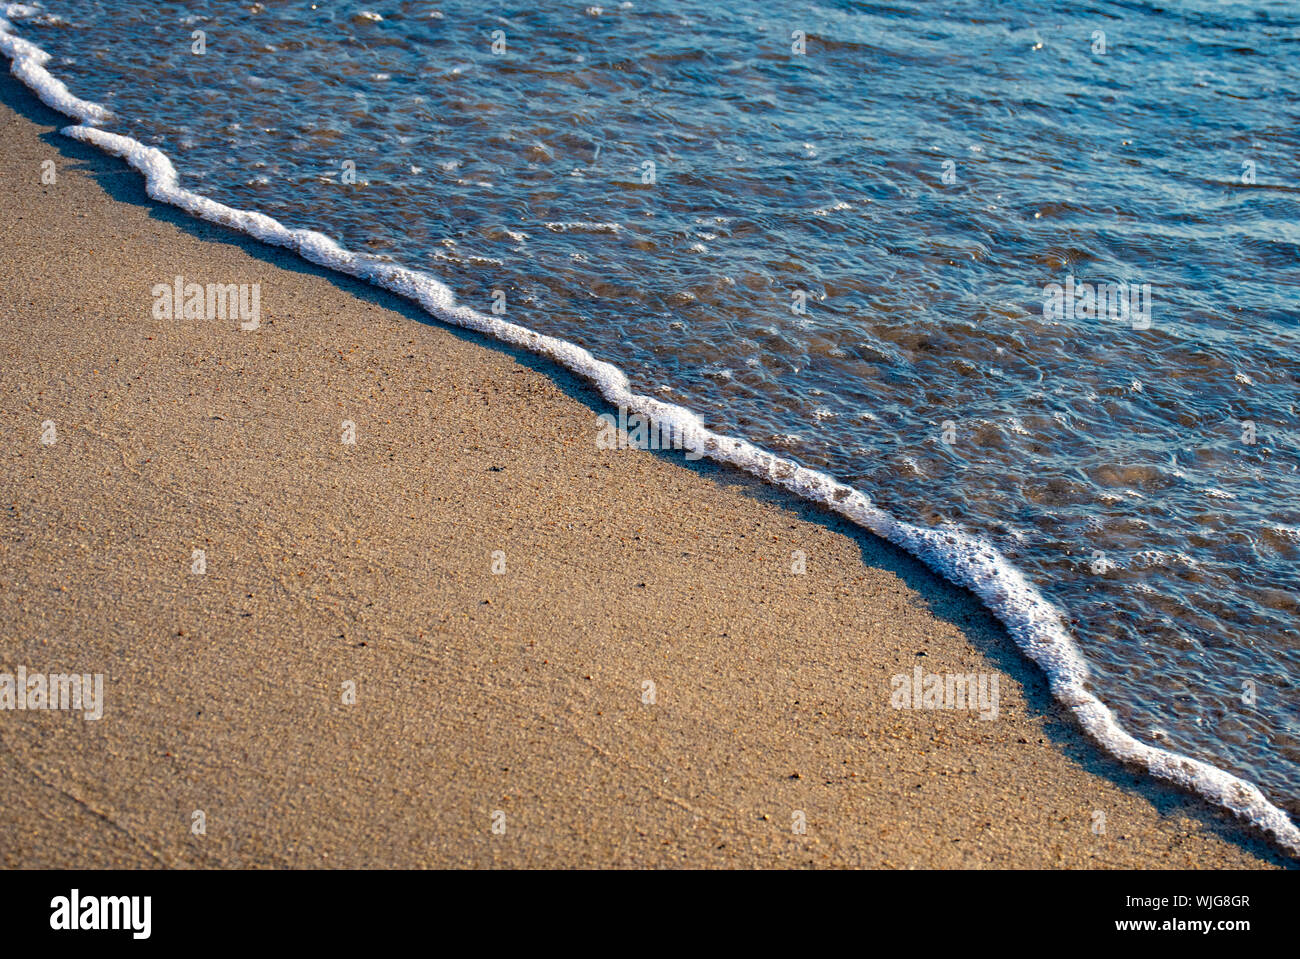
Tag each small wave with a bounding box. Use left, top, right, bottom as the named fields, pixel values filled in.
left=0, top=5, right=107, bottom=123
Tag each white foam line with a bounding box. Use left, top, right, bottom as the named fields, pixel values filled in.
left=3, top=7, right=1296, bottom=857
left=0, top=7, right=107, bottom=123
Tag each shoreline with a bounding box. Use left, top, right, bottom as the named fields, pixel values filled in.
left=6, top=4, right=1300, bottom=858
left=0, top=72, right=1290, bottom=868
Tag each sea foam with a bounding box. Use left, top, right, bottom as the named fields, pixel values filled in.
left=2, top=4, right=1295, bottom=856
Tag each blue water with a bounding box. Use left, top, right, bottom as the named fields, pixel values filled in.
left=7, top=0, right=1300, bottom=820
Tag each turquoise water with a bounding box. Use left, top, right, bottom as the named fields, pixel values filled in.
left=7, top=1, right=1299, bottom=821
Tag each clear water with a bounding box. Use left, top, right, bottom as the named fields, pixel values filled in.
left=10, top=1, right=1300, bottom=818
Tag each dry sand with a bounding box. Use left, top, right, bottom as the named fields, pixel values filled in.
left=0, top=75, right=1288, bottom=868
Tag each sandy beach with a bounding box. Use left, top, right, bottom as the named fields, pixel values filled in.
left=0, top=74, right=1288, bottom=869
